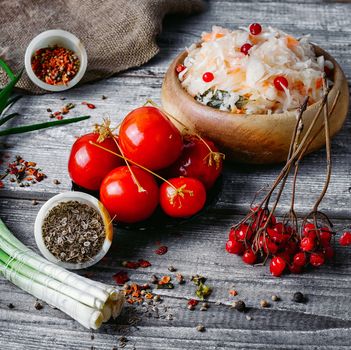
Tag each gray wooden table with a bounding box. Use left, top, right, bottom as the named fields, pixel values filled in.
left=1, top=1, right=350, bottom=349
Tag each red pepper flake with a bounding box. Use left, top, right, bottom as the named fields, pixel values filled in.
left=0, top=156, right=46, bottom=188
left=0, top=181, right=4, bottom=189
left=138, top=259, right=152, bottom=268
left=82, top=101, right=96, bottom=109
left=112, top=271, right=130, bottom=285
left=155, top=245, right=168, bottom=255
left=188, top=299, right=198, bottom=307
left=31, top=45, right=80, bottom=86
left=122, top=261, right=140, bottom=269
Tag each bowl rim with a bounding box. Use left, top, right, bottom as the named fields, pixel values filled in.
left=169, top=44, right=345, bottom=120
left=34, top=191, right=113, bottom=270
left=24, top=29, right=87, bottom=92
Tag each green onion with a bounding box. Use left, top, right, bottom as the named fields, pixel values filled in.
left=0, top=115, right=90, bottom=136
left=0, top=218, right=124, bottom=329
left=0, top=112, right=19, bottom=127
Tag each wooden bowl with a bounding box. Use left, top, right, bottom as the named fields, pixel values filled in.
left=161, top=46, right=349, bottom=164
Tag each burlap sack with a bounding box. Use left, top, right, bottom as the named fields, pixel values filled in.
left=0, top=0, right=204, bottom=93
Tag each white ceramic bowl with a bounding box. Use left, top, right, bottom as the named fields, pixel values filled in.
left=34, top=192, right=113, bottom=270
left=25, top=29, right=87, bottom=91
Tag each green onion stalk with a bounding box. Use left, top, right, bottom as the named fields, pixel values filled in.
left=0, top=219, right=124, bottom=329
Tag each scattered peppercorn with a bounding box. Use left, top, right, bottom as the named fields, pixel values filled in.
left=102, top=95, right=107, bottom=100
left=272, top=295, right=280, bottom=302
left=53, top=179, right=61, bottom=185
left=246, top=315, right=252, bottom=321
left=196, top=324, right=206, bottom=332
left=8, top=303, right=15, bottom=309
left=34, top=301, right=43, bottom=310
left=293, top=292, right=305, bottom=303
left=91, top=334, right=95, bottom=340
left=150, top=274, right=159, bottom=284
left=260, top=299, right=270, bottom=308
left=232, top=300, right=246, bottom=312
left=176, top=273, right=185, bottom=284
left=32, top=199, right=38, bottom=206
left=168, top=265, right=176, bottom=272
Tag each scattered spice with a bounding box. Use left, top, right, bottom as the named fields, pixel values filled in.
left=31, top=45, right=80, bottom=85
left=48, top=103, right=76, bottom=120
left=187, top=299, right=198, bottom=310
left=156, top=282, right=174, bottom=290
left=260, top=299, right=270, bottom=308
left=196, top=324, right=206, bottom=332
left=82, top=101, right=96, bottom=109
left=91, top=334, right=95, bottom=340
left=32, top=199, right=38, bottom=206
left=53, top=179, right=61, bottom=185
left=246, top=315, right=252, bottom=321
left=42, top=200, right=105, bottom=263
left=168, top=265, right=176, bottom=272
left=34, top=301, right=43, bottom=310
left=293, top=292, right=305, bottom=303
left=159, top=276, right=171, bottom=285
left=102, top=95, right=107, bottom=100
left=7, top=303, right=15, bottom=309
left=272, top=295, right=280, bottom=302
left=113, top=271, right=130, bottom=285
left=191, top=275, right=212, bottom=300
left=155, top=245, right=168, bottom=255
left=229, top=289, right=238, bottom=296
left=0, top=155, right=46, bottom=188
left=122, top=259, right=152, bottom=269
left=150, top=274, right=159, bottom=284
left=200, top=302, right=209, bottom=311
left=123, top=283, right=154, bottom=304
left=176, top=273, right=185, bottom=284
left=232, top=300, right=246, bottom=312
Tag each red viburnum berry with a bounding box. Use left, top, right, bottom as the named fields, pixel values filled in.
left=226, top=239, right=244, bottom=255
left=300, top=236, right=315, bottom=252
left=293, top=252, right=307, bottom=267
left=339, top=231, right=351, bottom=246
left=310, top=252, right=325, bottom=267
left=270, top=256, right=287, bottom=277
left=242, top=249, right=257, bottom=265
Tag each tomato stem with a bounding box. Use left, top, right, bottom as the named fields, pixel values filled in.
left=89, top=141, right=179, bottom=191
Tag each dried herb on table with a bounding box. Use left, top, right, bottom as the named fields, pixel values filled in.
left=191, top=274, right=212, bottom=300
left=42, top=200, right=105, bottom=263
left=0, top=155, right=46, bottom=188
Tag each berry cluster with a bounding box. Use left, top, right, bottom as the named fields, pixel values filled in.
left=226, top=207, right=338, bottom=277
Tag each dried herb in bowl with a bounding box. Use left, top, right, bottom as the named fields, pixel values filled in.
left=42, top=200, right=105, bottom=263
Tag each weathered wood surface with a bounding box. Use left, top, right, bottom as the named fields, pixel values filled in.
left=1, top=1, right=351, bottom=349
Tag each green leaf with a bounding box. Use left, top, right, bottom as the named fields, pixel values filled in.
left=0, top=59, right=15, bottom=81
left=0, top=112, right=20, bottom=127
left=0, top=115, right=90, bottom=137
left=0, top=68, right=23, bottom=114
left=195, top=283, right=212, bottom=300
left=156, top=283, right=174, bottom=289
left=2, top=94, right=22, bottom=114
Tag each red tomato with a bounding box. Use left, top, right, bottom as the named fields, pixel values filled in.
left=118, top=106, right=183, bottom=170
left=159, top=177, right=206, bottom=218
left=68, top=133, right=123, bottom=190
left=100, top=166, right=159, bottom=223
left=165, top=135, right=223, bottom=189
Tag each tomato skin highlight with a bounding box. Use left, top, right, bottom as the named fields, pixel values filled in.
left=100, top=166, right=159, bottom=224
left=165, top=135, right=223, bottom=189
left=118, top=106, right=183, bottom=170
left=68, top=133, right=123, bottom=191
left=159, top=177, right=206, bottom=218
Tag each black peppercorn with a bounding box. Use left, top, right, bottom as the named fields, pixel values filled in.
left=293, top=292, right=305, bottom=303
left=233, top=300, right=246, bottom=312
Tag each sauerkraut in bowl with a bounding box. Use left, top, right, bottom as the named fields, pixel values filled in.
left=177, top=24, right=333, bottom=115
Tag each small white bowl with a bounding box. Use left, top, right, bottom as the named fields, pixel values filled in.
left=25, top=29, right=87, bottom=92
left=34, top=192, right=113, bottom=270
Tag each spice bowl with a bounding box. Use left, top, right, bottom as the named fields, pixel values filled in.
left=34, top=191, right=113, bottom=270
left=24, top=29, right=87, bottom=91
